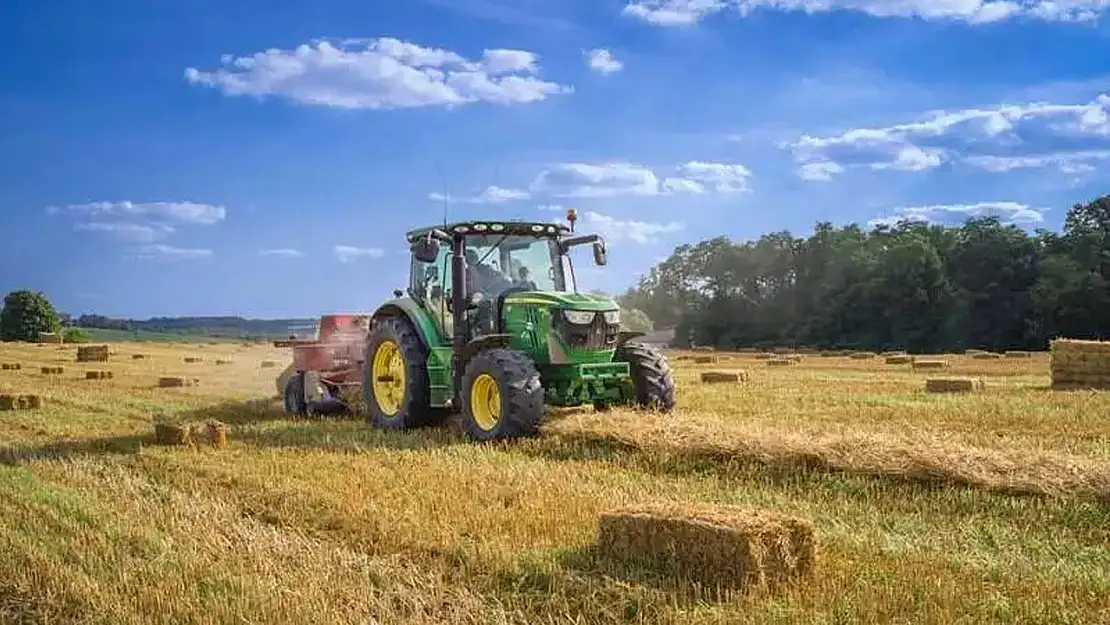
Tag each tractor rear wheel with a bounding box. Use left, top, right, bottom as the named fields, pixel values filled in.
left=615, top=342, right=676, bottom=412
left=363, top=315, right=440, bottom=430
left=460, top=348, right=545, bottom=441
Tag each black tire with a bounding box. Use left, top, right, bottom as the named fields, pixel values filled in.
left=615, top=342, right=677, bottom=412
left=283, top=371, right=308, bottom=416
left=363, top=315, right=441, bottom=430
left=460, top=348, right=545, bottom=441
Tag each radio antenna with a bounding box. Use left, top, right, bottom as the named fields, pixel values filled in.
left=433, top=159, right=449, bottom=227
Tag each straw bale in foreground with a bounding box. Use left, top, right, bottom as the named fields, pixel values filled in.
left=925, top=378, right=985, bottom=393
left=700, top=370, right=749, bottom=384
left=596, top=502, right=816, bottom=591
left=1051, top=338, right=1110, bottom=390
left=154, top=422, right=190, bottom=446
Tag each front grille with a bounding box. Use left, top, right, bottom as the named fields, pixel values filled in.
left=552, top=311, right=619, bottom=349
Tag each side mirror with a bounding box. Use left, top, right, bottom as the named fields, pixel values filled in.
left=411, top=236, right=439, bottom=263
left=592, top=241, right=608, bottom=266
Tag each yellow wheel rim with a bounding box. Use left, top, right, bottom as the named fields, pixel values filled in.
left=469, top=373, right=501, bottom=431
left=371, top=340, right=406, bottom=416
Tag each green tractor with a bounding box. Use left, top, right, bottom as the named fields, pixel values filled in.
left=361, top=211, right=676, bottom=441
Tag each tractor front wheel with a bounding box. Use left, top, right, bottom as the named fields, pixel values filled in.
left=363, top=315, right=439, bottom=430
left=615, top=342, right=677, bottom=412
left=461, top=348, right=545, bottom=441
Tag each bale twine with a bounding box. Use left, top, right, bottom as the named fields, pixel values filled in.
left=849, top=352, right=875, bottom=360
left=154, top=422, right=191, bottom=446
left=1051, top=338, right=1110, bottom=390
left=925, top=377, right=985, bottom=393
left=85, top=370, right=114, bottom=380
left=700, top=370, right=749, bottom=384
left=885, top=355, right=914, bottom=365
left=694, top=356, right=718, bottom=364
left=0, top=394, right=44, bottom=411
left=1, top=363, right=21, bottom=371
left=76, top=345, right=110, bottom=363
left=40, top=366, right=64, bottom=375
left=596, top=502, right=817, bottom=593
left=911, top=359, right=948, bottom=370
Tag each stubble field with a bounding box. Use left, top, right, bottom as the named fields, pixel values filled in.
left=0, top=340, right=1108, bottom=625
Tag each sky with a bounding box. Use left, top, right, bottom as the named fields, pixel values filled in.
left=3, top=0, right=1110, bottom=318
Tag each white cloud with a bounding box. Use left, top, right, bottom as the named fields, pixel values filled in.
left=581, top=211, right=685, bottom=244
left=530, top=160, right=752, bottom=198
left=259, top=248, right=305, bottom=258
left=868, top=201, right=1046, bottom=228
left=49, top=201, right=226, bottom=225
left=185, top=37, right=572, bottom=110
left=75, top=222, right=175, bottom=243
left=334, top=245, right=385, bottom=263
left=132, top=244, right=214, bottom=260
left=786, top=91, right=1110, bottom=179
left=622, top=0, right=1110, bottom=27
left=428, top=185, right=531, bottom=204
left=586, top=48, right=623, bottom=75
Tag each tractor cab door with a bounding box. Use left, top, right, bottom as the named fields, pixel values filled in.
left=410, top=243, right=454, bottom=341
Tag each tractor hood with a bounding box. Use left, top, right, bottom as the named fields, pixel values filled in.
left=502, top=291, right=617, bottom=312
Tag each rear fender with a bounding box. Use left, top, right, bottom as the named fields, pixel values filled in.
left=370, top=297, right=444, bottom=350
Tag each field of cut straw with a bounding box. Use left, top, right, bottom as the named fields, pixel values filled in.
left=1, top=341, right=1108, bottom=624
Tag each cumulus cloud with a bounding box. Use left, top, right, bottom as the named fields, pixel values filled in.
left=334, top=245, right=385, bottom=263
left=786, top=92, right=1110, bottom=180
left=581, top=211, right=685, bottom=244
left=74, top=222, right=176, bottom=243
left=868, top=201, right=1046, bottom=228
left=185, top=37, right=572, bottom=110
left=622, top=0, right=1110, bottom=27
left=131, top=244, right=214, bottom=260
left=49, top=201, right=226, bottom=225
left=586, top=48, right=624, bottom=75
left=530, top=160, right=752, bottom=198
left=259, top=248, right=305, bottom=258
left=428, top=185, right=531, bottom=204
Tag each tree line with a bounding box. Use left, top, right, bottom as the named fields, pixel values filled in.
left=617, top=194, right=1110, bottom=352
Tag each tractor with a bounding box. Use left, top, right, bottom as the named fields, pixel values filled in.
left=278, top=209, right=676, bottom=441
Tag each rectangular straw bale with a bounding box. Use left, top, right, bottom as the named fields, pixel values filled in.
left=849, top=352, right=875, bottom=360
left=596, top=502, right=816, bottom=592
left=204, top=420, right=229, bottom=449
left=157, top=376, right=193, bottom=388
left=753, top=353, right=774, bottom=360
left=912, top=359, right=948, bottom=370
left=971, top=352, right=1002, bottom=360
left=260, top=360, right=278, bottom=368
left=925, top=377, right=985, bottom=393
left=183, top=357, right=203, bottom=363
left=1050, top=338, right=1110, bottom=390
left=215, top=359, right=233, bottom=365
left=1, top=363, right=21, bottom=371
left=694, top=356, right=719, bottom=364
left=884, top=355, right=913, bottom=365
left=881, top=351, right=906, bottom=357
left=1004, top=351, right=1033, bottom=359
left=154, top=422, right=191, bottom=446
left=700, top=370, right=749, bottom=384
left=40, top=366, right=64, bottom=375
left=131, top=354, right=147, bottom=360
left=2, top=394, right=45, bottom=410
left=692, top=346, right=714, bottom=353
left=76, top=345, right=110, bottom=362
left=85, top=370, right=114, bottom=380
left=0, top=395, right=15, bottom=411
left=767, top=358, right=796, bottom=367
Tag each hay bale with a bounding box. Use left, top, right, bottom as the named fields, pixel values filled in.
left=596, top=502, right=816, bottom=592
left=971, top=352, right=1002, bottom=360
left=700, top=370, right=748, bottom=384
left=885, top=355, right=913, bottom=365
left=131, top=354, right=147, bottom=360
left=40, top=366, right=64, bottom=375
left=1, top=394, right=45, bottom=410
left=1004, top=351, right=1033, bottom=359
left=849, top=352, right=875, bottom=360
left=76, top=345, right=110, bottom=363
left=911, top=359, right=948, bottom=370
left=204, top=420, right=229, bottom=449
left=154, top=422, right=191, bottom=446
left=85, top=370, right=114, bottom=380
left=0, top=395, right=15, bottom=411
left=767, top=358, right=796, bottom=367
left=925, top=377, right=985, bottom=393
left=880, top=350, right=906, bottom=357
left=1, top=363, right=21, bottom=371
left=692, top=346, right=714, bottom=353
left=37, top=332, right=63, bottom=344
left=215, top=359, right=233, bottom=365
left=753, top=353, right=774, bottom=360
left=693, top=356, right=718, bottom=364
left=183, top=357, right=203, bottom=364
left=260, top=360, right=278, bottom=368
left=1051, top=338, right=1110, bottom=390
left=157, top=376, right=194, bottom=388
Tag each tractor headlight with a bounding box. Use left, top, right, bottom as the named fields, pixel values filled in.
left=563, top=310, right=595, bottom=325
left=602, top=310, right=620, bottom=325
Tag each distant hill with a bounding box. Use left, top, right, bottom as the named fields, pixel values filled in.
left=69, top=314, right=317, bottom=340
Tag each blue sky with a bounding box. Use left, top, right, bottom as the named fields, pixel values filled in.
left=3, top=0, right=1110, bottom=318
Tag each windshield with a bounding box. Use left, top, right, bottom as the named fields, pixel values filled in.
left=465, top=234, right=568, bottom=298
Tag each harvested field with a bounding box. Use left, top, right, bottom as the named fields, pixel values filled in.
left=0, top=340, right=1107, bottom=625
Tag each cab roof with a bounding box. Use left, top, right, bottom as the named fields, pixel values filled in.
left=406, top=220, right=572, bottom=241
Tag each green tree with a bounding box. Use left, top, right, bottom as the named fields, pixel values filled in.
left=0, top=290, right=61, bottom=342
